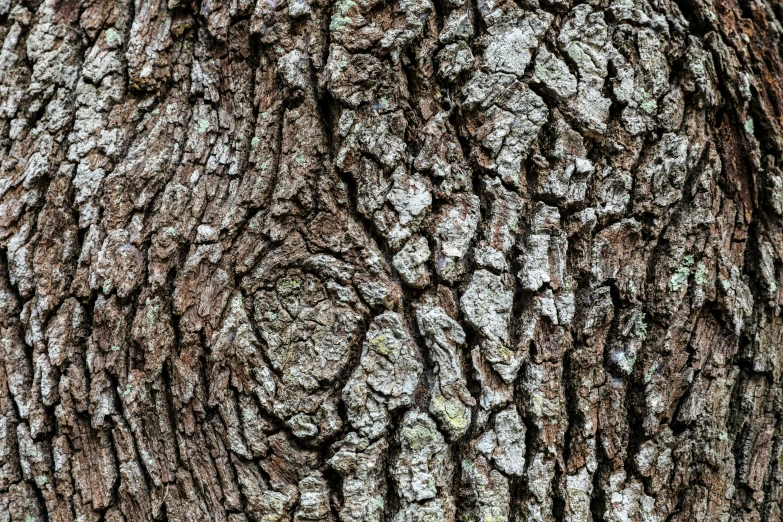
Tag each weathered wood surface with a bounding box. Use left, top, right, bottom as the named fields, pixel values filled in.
left=1, top=0, right=783, bottom=519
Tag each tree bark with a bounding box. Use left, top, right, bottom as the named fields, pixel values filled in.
left=1, top=0, right=783, bottom=519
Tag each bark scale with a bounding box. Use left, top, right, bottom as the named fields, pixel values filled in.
left=1, top=0, right=783, bottom=520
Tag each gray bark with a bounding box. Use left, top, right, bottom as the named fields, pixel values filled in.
left=1, top=0, right=783, bottom=520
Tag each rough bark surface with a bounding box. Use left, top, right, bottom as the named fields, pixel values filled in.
left=2, top=0, right=783, bottom=519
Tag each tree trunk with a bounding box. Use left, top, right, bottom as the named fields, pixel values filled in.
left=2, top=0, right=783, bottom=519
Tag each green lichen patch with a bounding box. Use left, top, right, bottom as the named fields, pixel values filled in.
left=431, top=395, right=470, bottom=431
left=633, top=313, right=648, bottom=340
left=104, top=28, right=120, bottom=45
left=670, top=255, right=695, bottom=291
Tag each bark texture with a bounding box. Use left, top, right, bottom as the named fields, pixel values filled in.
left=2, top=0, right=783, bottom=519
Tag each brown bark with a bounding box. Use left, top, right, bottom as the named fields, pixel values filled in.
left=1, top=0, right=783, bottom=520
